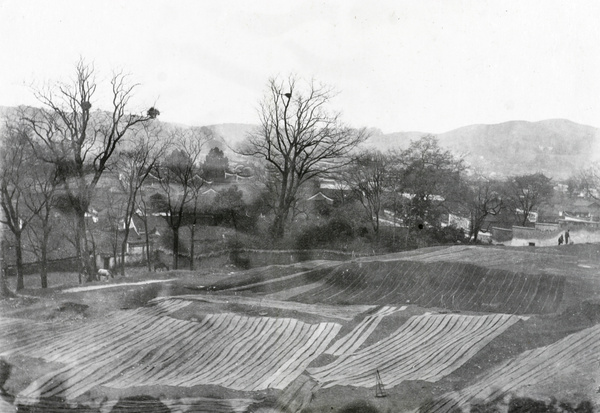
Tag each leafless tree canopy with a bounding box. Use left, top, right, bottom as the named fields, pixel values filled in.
left=18, top=59, right=158, bottom=280
left=580, top=162, right=600, bottom=201
left=344, top=150, right=389, bottom=234
left=463, top=174, right=504, bottom=241
left=152, top=127, right=210, bottom=269
left=239, top=76, right=368, bottom=238
left=116, top=122, right=168, bottom=275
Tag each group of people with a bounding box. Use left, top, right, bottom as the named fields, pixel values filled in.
left=558, top=229, right=571, bottom=245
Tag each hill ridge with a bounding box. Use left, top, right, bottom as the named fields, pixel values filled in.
left=2, top=105, right=597, bottom=178
left=365, top=118, right=600, bottom=179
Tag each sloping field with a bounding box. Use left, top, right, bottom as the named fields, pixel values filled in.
left=3, top=245, right=599, bottom=412
left=0, top=317, right=83, bottom=355
left=153, top=297, right=192, bottom=313
left=325, top=306, right=406, bottom=356
left=275, top=374, right=322, bottom=413
left=8, top=308, right=341, bottom=404
left=366, top=245, right=592, bottom=279
left=292, top=260, right=565, bottom=314
left=419, top=323, right=600, bottom=413
left=206, top=260, right=339, bottom=294
left=157, top=294, right=375, bottom=320
left=308, top=313, right=523, bottom=388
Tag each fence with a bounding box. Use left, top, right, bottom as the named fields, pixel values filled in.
left=154, top=248, right=369, bottom=271
left=7, top=248, right=369, bottom=276
left=5, top=256, right=80, bottom=277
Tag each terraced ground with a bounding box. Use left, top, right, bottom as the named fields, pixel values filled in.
left=309, top=313, right=525, bottom=388
left=5, top=309, right=340, bottom=399
left=1, top=244, right=600, bottom=412
left=420, top=323, right=600, bottom=413
left=292, top=261, right=566, bottom=314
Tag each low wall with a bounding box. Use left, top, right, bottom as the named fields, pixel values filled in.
left=491, top=227, right=513, bottom=244
left=511, top=226, right=600, bottom=247
left=155, top=248, right=364, bottom=271
left=5, top=256, right=80, bottom=277
left=7, top=248, right=362, bottom=276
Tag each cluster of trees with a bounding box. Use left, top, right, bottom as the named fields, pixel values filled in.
left=0, top=60, right=244, bottom=291
left=4, top=63, right=600, bottom=292
left=344, top=144, right=556, bottom=243
left=238, top=76, right=566, bottom=248
left=239, top=76, right=369, bottom=238
left=0, top=60, right=162, bottom=290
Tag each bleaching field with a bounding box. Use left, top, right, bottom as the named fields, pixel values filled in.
left=1, top=244, right=600, bottom=412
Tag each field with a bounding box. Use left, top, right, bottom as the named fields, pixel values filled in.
left=1, top=244, right=600, bottom=412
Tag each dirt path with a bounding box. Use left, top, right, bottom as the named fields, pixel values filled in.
left=61, top=279, right=176, bottom=293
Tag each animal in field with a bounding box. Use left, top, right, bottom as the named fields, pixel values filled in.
left=154, top=262, right=169, bottom=272
left=97, top=268, right=113, bottom=280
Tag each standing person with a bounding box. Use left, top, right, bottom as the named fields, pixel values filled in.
left=565, top=229, right=570, bottom=245
left=558, top=234, right=564, bottom=245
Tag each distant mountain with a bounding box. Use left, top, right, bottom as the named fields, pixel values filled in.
left=3, top=105, right=597, bottom=179
left=365, top=119, right=600, bottom=179
left=0, top=105, right=255, bottom=158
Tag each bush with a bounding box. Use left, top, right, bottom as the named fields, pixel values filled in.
left=227, top=238, right=251, bottom=269
left=295, top=218, right=355, bottom=250
left=465, top=396, right=595, bottom=413
left=430, top=225, right=467, bottom=244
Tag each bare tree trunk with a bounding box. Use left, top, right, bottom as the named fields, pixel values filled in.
left=172, top=228, right=179, bottom=270
left=143, top=217, right=152, bottom=271
left=74, top=227, right=82, bottom=285
left=113, top=248, right=118, bottom=274
left=189, top=224, right=195, bottom=271
left=0, top=232, right=13, bottom=297
left=76, top=212, right=94, bottom=281
left=0, top=202, right=13, bottom=297
left=120, top=204, right=136, bottom=275
left=120, top=223, right=130, bottom=276
left=40, top=241, right=48, bottom=288
left=271, top=214, right=285, bottom=239
left=120, top=236, right=127, bottom=276
left=14, top=231, right=24, bottom=291
left=271, top=174, right=290, bottom=239
left=38, top=216, right=53, bottom=288
left=272, top=205, right=290, bottom=239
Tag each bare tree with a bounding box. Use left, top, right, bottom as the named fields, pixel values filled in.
left=22, top=151, right=60, bottom=288
left=239, top=76, right=368, bottom=238
left=463, top=174, right=504, bottom=242
left=186, top=179, right=206, bottom=271
left=136, top=189, right=155, bottom=271
left=152, top=128, right=208, bottom=270
left=580, top=162, right=600, bottom=201
left=345, top=150, right=389, bottom=234
left=22, top=59, right=158, bottom=281
left=0, top=120, right=43, bottom=290
left=502, top=173, right=553, bottom=226
left=391, top=136, right=464, bottom=229
left=0, top=209, right=14, bottom=297
left=116, top=123, right=168, bottom=275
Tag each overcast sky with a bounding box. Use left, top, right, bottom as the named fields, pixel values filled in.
left=1, top=1, right=600, bottom=133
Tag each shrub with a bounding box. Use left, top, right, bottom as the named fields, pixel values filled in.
left=295, top=218, right=355, bottom=250
left=228, top=238, right=251, bottom=269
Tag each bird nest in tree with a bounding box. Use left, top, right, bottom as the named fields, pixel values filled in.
left=147, top=107, right=160, bottom=119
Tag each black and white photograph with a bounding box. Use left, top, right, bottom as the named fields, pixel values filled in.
left=1, top=1, right=600, bottom=412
